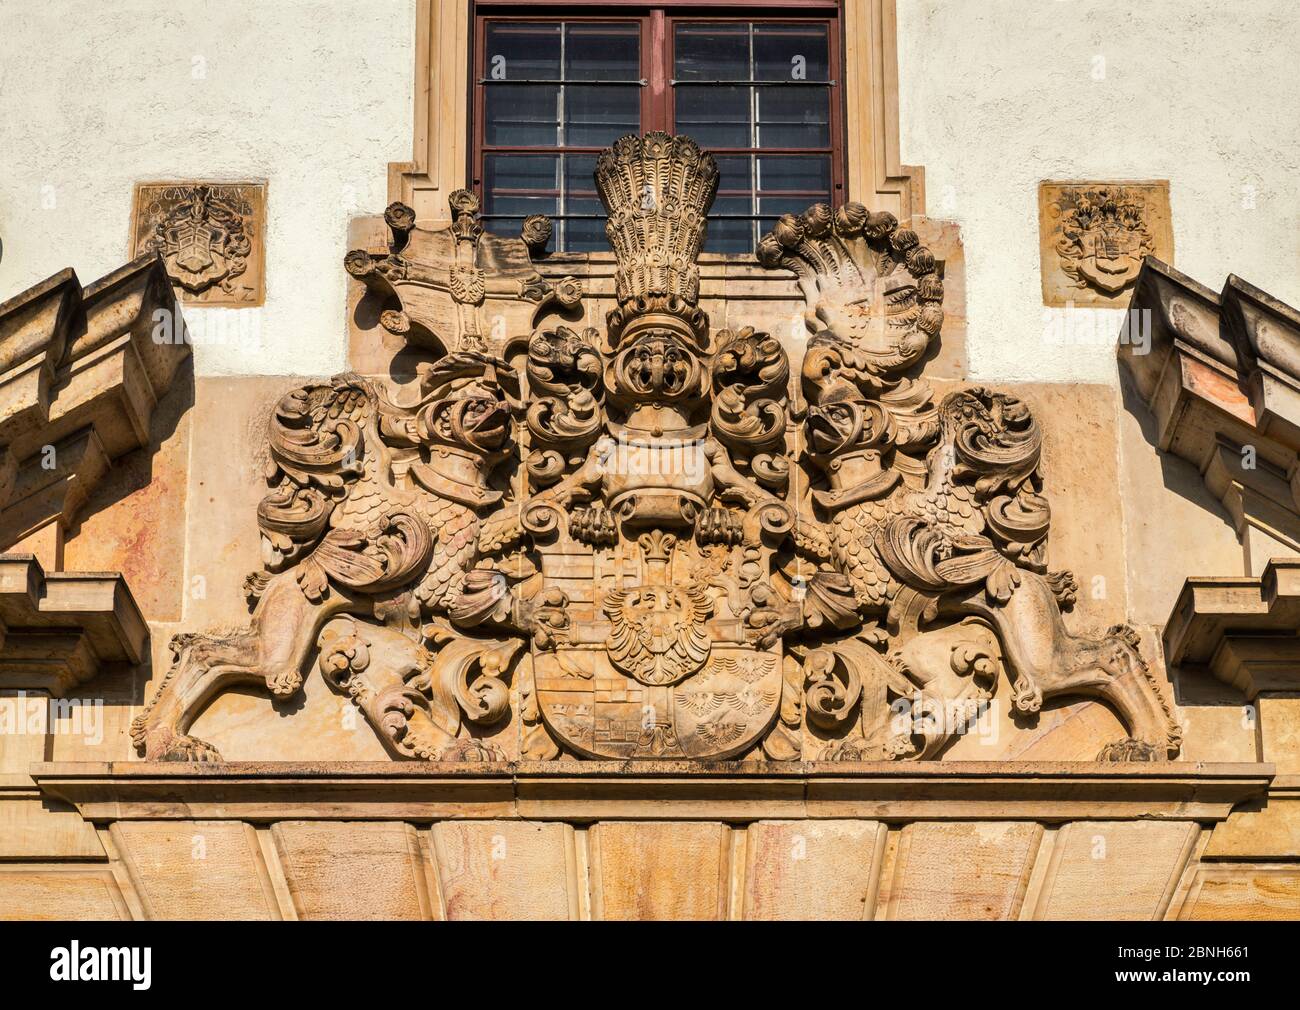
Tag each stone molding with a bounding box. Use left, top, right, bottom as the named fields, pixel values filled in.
left=32, top=760, right=1270, bottom=823
left=1119, top=257, right=1300, bottom=573
left=0, top=555, right=148, bottom=697
left=0, top=252, right=190, bottom=550
left=17, top=762, right=1287, bottom=920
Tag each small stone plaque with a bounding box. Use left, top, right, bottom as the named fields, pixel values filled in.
left=1038, top=180, right=1172, bottom=307
left=130, top=181, right=266, bottom=306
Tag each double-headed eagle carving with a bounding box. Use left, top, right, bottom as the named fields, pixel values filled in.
left=133, top=133, right=1180, bottom=764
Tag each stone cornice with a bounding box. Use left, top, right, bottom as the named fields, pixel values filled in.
left=32, top=760, right=1271, bottom=823
left=0, top=554, right=148, bottom=696
left=1119, top=257, right=1300, bottom=566
left=1163, top=557, right=1300, bottom=697
left=0, top=252, right=190, bottom=544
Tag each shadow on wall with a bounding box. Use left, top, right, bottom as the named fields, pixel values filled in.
left=1119, top=367, right=1235, bottom=530
left=64, top=355, right=196, bottom=543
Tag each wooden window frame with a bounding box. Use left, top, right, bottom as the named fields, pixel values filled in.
left=470, top=1, right=846, bottom=251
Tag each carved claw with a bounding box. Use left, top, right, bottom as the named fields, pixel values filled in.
left=747, top=606, right=802, bottom=649
left=141, top=726, right=223, bottom=763
left=695, top=507, right=742, bottom=546
left=570, top=504, right=618, bottom=546
left=437, top=738, right=507, bottom=762
left=1096, top=737, right=1162, bottom=762
left=266, top=669, right=304, bottom=699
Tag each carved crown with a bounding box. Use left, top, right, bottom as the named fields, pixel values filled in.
left=596, top=132, right=719, bottom=346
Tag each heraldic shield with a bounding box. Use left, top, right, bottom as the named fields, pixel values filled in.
left=532, top=525, right=785, bottom=760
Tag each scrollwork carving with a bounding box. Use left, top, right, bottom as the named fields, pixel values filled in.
left=134, top=133, right=1180, bottom=765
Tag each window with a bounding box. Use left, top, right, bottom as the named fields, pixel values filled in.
left=473, top=3, right=843, bottom=253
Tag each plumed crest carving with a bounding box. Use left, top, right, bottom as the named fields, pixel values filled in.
left=596, top=132, right=719, bottom=345
left=759, top=201, right=944, bottom=394
left=134, top=135, right=1180, bottom=767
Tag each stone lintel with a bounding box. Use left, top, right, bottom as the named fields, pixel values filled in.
left=31, top=760, right=1271, bottom=824
left=0, top=554, right=148, bottom=696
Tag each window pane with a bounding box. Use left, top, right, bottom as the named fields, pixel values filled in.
left=485, top=23, right=561, bottom=80
left=753, top=23, right=829, bottom=82
left=757, top=86, right=830, bottom=148
left=757, top=155, right=831, bottom=195
left=564, top=155, right=599, bottom=203
left=484, top=154, right=559, bottom=223
left=563, top=155, right=605, bottom=252
left=676, top=85, right=750, bottom=149
left=562, top=219, right=605, bottom=252
left=565, top=85, right=640, bottom=147
left=675, top=23, right=749, bottom=82
left=705, top=156, right=754, bottom=255
left=716, top=155, right=755, bottom=199
left=566, top=23, right=639, bottom=81
left=486, top=84, right=559, bottom=147
left=705, top=197, right=754, bottom=255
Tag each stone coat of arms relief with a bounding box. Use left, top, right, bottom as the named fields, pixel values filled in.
left=131, top=132, right=1181, bottom=764
left=1038, top=181, right=1174, bottom=307
left=130, top=182, right=267, bottom=306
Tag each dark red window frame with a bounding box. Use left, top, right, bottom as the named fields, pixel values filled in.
left=470, top=0, right=845, bottom=252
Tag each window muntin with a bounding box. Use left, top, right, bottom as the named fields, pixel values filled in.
left=475, top=9, right=841, bottom=253
left=672, top=20, right=834, bottom=252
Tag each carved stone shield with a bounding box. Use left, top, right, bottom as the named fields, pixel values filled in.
left=535, top=643, right=781, bottom=760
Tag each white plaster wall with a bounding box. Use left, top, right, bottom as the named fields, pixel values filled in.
left=898, top=0, right=1300, bottom=383
left=0, top=0, right=414, bottom=376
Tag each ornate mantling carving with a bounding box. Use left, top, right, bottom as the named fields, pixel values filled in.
left=133, top=133, right=1179, bottom=764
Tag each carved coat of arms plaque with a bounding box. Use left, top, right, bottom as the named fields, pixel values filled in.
left=130, top=181, right=266, bottom=306
left=132, top=134, right=1180, bottom=765
left=1038, top=180, right=1173, bottom=307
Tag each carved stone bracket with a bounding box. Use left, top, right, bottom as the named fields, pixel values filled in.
left=1119, top=258, right=1300, bottom=573
left=1163, top=558, right=1300, bottom=698
left=0, top=555, right=148, bottom=697
left=0, top=253, right=191, bottom=553
left=0, top=252, right=189, bottom=694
